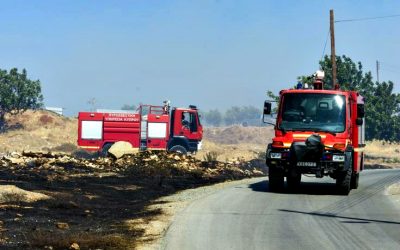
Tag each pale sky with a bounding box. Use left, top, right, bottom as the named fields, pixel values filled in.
left=1, top=0, right=399, bottom=116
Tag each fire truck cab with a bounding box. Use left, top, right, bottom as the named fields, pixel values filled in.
left=77, top=102, right=203, bottom=155
left=263, top=72, right=365, bottom=195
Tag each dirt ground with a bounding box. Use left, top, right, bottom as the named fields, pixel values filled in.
left=0, top=151, right=266, bottom=249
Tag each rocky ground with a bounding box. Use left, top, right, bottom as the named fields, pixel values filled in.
left=0, top=150, right=266, bottom=249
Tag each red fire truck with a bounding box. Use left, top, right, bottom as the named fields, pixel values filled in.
left=77, top=102, right=203, bottom=155
left=263, top=71, right=365, bottom=194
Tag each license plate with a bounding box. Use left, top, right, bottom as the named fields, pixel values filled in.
left=297, top=162, right=317, bottom=167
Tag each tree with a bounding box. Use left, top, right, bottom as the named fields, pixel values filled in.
left=298, top=55, right=400, bottom=141
left=121, top=104, right=137, bottom=111
left=224, top=106, right=261, bottom=126
left=366, top=81, right=400, bottom=141
left=224, top=106, right=242, bottom=125
left=204, top=109, right=222, bottom=127
left=266, top=90, right=279, bottom=113
left=0, top=68, right=43, bottom=130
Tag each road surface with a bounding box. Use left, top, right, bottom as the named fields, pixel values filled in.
left=163, top=169, right=400, bottom=250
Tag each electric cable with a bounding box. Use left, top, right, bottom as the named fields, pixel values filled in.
left=335, top=14, right=400, bottom=23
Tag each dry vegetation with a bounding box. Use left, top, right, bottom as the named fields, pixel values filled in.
left=363, top=140, right=400, bottom=168
left=0, top=110, right=77, bottom=154
left=196, top=126, right=274, bottom=162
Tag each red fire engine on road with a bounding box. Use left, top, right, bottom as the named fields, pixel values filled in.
left=263, top=71, right=365, bottom=194
left=77, top=102, right=203, bottom=155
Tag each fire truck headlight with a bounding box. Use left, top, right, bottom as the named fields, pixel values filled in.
left=270, top=152, right=282, bottom=159
left=332, top=155, right=345, bottom=162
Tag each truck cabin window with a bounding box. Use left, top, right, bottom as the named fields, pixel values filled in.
left=182, top=112, right=198, bottom=132
left=280, top=93, right=346, bottom=133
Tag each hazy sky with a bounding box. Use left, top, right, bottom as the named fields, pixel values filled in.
left=1, top=0, right=399, bottom=116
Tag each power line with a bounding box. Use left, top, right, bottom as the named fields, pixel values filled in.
left=320, top=28, right=330, bottom=62
left=335, top=14, right=400, bottom=23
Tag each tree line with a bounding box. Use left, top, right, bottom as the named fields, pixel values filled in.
left=201, top=106, right=262, bottom=126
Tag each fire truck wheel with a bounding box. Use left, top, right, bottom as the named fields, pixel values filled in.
left=100, top=143, right=113, bottom=157
left=351, top=172, right=359, bottom=189
left=336, top=168, right=352, bottom=195
left=169, top=145, right=188, bottom=155
left=268, top=167, right=284, bottom=192
left=287, top=170, right=301, bottom=191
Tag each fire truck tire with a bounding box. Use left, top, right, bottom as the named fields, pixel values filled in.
left=287, top=170, right=301, bottom=190
left=169, top=145, right=188, bottom=155
left=336, top=168, right=352, bottom=195
left=268, top=167, right=284, bottom=192
left=100, top=143, right=113, bottom=157
left=351, top=172, right=359, bottom=189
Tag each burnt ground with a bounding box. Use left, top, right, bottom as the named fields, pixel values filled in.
left=0, top=151, right=266, bottom=249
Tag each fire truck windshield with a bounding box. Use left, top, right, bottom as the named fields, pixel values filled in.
left=279, top=93, right=346, bottom=133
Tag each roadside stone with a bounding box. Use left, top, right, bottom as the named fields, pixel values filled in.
left=7, top=158, right=25, bottom=165
left=150, top=155, right=159, bottom=161
left=108, top=141, right=139, bottom=159
left=69, top=242, right=80, bottom=250
left=10, top=152, right=21, bottom=158
left=56, top=222, right=69, bottom=230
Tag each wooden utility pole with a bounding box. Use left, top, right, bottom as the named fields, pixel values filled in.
left=376, top=60, right=380, bottom=82
left=330, top=9, right=337, bottom=89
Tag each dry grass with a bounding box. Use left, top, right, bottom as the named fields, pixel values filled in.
left=364, top=140, right=400, bottom=162
left=195, top=126, right=274, bottom=163
left=29, top=231, right=133, bottom=249
left=0, top=192, right=26, bottom=204
left=196, top=140, right=267, bottom=162
left=204, top=125, right=274, bottom=145
left=0, top=185, right=50, bottom=203
left=0, top=110, right=77, bottom=153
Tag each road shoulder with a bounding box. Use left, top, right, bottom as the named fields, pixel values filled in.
left=386, top=182, right=400, bottom=207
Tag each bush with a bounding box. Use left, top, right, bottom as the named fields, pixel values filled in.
left=203, top=151, right=219, bottom=162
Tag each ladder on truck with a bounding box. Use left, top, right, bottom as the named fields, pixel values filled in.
left=140, top=115, right=148, bottom=150
left=139, top=105, right=165, bottom=150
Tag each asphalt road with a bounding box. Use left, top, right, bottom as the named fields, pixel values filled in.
left=163, top=169, right=400, bottom=250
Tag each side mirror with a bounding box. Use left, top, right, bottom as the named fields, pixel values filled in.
left=357, top=104, right=365, bottom=118
left=262, top=101, right=275, bottom=125
left=263, top=101, right=272, bottom=115
left=356, top=118, right=363, bottom=126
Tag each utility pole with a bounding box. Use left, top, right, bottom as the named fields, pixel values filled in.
left=330, top=9, right=338, bottom=89
left=376, top=60, right=380, bottom=82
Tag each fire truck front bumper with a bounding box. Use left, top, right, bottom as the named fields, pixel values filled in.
left=266, top=148, right=349, bottom=177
